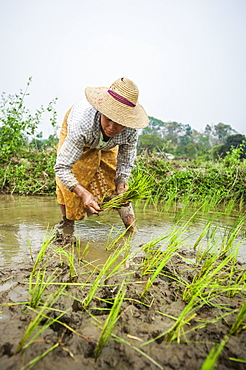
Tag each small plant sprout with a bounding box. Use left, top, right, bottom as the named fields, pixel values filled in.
left=28, top=268, right=58, bottom=308
left=141, top=243, right=179, bottom=297
left=201, top=301, right=246, bottom=370
left=94, top=282, right=126, bottom=359
left=16, top=285, right=67, bottom=354
left=82, top=245, right=130, bottom=309
left=57, top=244, right=77, bottom=280
left=105, top=225, right=133, bottom=251
left=182, top=248, right=239, bottom=304
left=218, top=216, right=246, bottom=258
left=20, top=343, right=59, bottom=370
left=79, top=241, right=90, bottom=261
left=32, top=228, right=56, bottom=273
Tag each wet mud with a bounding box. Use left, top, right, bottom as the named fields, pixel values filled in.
left=0, top=246, right=245, bottom=370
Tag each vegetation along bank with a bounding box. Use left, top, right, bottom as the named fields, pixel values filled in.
left=1, top=80, right=246, bottom=209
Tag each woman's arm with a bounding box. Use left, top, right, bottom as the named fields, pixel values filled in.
left=54, top=136, right=84, bottom=191
left=73, top=184, right=100, bottom=214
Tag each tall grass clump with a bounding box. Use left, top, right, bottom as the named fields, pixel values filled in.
left=133, top=150, right=246, bottom=213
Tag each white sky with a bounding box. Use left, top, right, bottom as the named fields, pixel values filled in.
left=1, top=0, right=245, bottom=138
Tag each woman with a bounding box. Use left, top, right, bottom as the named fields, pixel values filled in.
left=54, top=77, right=149, bottom=234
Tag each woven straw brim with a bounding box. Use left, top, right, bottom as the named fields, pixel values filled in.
left=85, top=87, right=149, bottom=129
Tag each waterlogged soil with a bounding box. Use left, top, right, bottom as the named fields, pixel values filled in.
left=0, top=244, right=246, bottom=370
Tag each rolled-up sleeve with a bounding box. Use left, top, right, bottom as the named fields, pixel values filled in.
left=54, top=101, right=97, bottom=191
left=54, top=136, right=85, bottom=190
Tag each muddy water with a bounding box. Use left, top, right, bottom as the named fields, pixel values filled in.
left=0, top=194, right=245, bottom=268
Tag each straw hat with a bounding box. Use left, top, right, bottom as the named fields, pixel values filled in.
left=85, top=77, right=149, bottom=129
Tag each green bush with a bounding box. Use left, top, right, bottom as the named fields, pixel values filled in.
left=0, top=77, right=58, bottom=162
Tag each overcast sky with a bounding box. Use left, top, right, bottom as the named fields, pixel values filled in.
left=1, top=0, right=245, bottom=138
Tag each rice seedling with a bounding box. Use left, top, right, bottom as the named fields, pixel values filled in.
left=140, top=230, right=178, bottom=275
left=32, top=228, right=56, bottom=273
left=56, top=244, right=77, bottom=280
left=141, top=208, right=202, bottom=277
left=153, top=248, right=241, bottom=343
left=163, top=296, right=204, bottom=343
left=16, top=284, right=67, bottom=353
left=182, top=248, right=239, bottom=304
left=94, top=282, right=126, bottom=359
left=28, top=268, right=60, bottom=308
left=141, top=243, right=179, bottom=297
left=104, top=224, right=133, bottom=251
left=143, top=304, right=234, bottom=347
left=112, top=332, right=163, bottom=370
left=185, top=220, right=242, bottom=299
left=195, top=230, right=220, bottom=264
left=90, top=301, right=163, bottom=369
left=229, top=358, right=246, bottom=364
left=82, top=245, right=131, bottom=309
left=176, top=308, right=235, bottom=340
left=218, top=216, right=246, bottom=258
left=226, top=269, right=246, bottom=298
left=79, top=240, right=90, bottom=261
left=138, top=210, right=202, bottom=296
left=201, top=301, right=246, bottom=370
left=193, top=221, right=212, bottom=251
left=20, top=343, right=59, bottom=370
left=100, top=172, right=152, bottom=211
left=229, top=300, right=246, bottom=335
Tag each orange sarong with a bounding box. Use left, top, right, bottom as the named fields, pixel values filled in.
left=56, top=109, right=118, bottom=220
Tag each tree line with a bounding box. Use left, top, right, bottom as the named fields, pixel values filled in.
left=138, top=116, right=246, bottom=160
left=1, top=79, right=245, bottom=162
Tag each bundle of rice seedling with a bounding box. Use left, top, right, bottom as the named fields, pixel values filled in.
left=100, top=172, right=152, bottom=211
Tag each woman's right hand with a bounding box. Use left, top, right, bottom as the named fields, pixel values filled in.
left=73, top=184, right=101, bottom=214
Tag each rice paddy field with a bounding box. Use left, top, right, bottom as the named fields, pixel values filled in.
left=1, top=81, right=246, bottom=369
left=0, top=194, right=245, bottom=370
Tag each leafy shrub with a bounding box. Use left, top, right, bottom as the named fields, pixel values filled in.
left=0, top=77, right=57, bottom=161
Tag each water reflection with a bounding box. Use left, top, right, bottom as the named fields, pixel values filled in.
left=0, top=194, right=245, bottom=268
left=0, top=195, right=60, bottom=267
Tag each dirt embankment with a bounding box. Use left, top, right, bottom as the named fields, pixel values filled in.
left=0, top=250, right=245, bottom=370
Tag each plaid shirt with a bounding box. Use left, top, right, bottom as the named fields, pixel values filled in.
left=54, top=100, right=138, bottom=191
